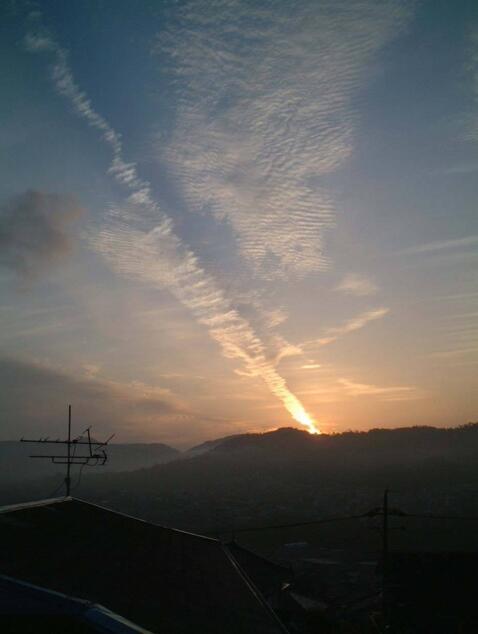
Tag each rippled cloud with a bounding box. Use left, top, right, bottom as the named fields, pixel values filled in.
left=25, top=28, right=318, bottom=433
left=155, top=0, right=412, bottom=280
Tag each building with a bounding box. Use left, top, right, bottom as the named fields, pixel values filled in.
left=0, top=497, right=289, bottom=633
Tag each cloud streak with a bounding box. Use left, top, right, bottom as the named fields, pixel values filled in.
left=304, top=307, right=389, bottom=348
left=336, top=273, right=378, bottom=296
left=155, top=0, right=412, bottom=280
left=338, top=378, right=417, bottom=401
left=397, top=235, right=478, bottom=255
left=0, top=355, right=200, bottom=444
left=25, top=30, right=319, bottom=434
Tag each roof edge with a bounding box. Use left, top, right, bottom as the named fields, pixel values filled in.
left=0, top=496, right=72, bottom=514
left=222, top=544, right=290, bottom=634
left=0, top=495, right=220, bottom=543
left=71, top=496, right=220, bottom=543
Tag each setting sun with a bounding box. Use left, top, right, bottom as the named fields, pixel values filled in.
left=291, top=406, right=320, bottom=435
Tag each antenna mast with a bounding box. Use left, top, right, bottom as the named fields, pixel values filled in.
left=21, top=404, right=114, bottom=496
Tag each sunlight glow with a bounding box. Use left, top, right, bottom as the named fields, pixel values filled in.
left=290, top=404, right=320, bottom=435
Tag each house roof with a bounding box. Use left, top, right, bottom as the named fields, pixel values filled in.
left=0, top=497, right=288, bottom=634
left=226, top=541, right=291, bottom=598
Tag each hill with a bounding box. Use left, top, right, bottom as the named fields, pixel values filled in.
left=3, top=424, right=478, bottom=554
left=78, top=424, right=478, bottom=532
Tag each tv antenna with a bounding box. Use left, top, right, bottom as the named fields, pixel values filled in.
left=21, top=404, right=114, bottom=496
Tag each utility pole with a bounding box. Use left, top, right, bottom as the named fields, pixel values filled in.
left=21, top=404, right=114, bottom=497
left=66, top=404, right=72, bottom=495
left=365, top=489, right=404, bottom=627
left=383, top=488, right=389, bottom=582
left=382, top=488, right=389, bottom=624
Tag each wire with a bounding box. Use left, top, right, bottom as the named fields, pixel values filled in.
left=402, top=512, right=478, bottom=522
left=47, top=479, right=66, bottom=499
left=71, top=462, right=87, bottom=492
left=209, top=512, right=369, bottom=536
left=71, top=455, right=100, bottom=492
left=208, top=508, right=478, bottom=536
left=47, top=436, right=82, bottom=498
left=71, top=437, right=78, bottom=461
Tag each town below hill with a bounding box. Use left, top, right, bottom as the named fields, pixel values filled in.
left=2, top=424, right=478, bottom=633
left=2, top=424, right=478, bottom=555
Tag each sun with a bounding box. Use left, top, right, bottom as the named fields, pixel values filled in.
left=292, top=408, right=320, bottom=435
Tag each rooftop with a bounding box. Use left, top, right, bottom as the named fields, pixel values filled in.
left=0, top=497, right=288, bottom=634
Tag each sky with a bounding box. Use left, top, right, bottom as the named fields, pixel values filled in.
left=1, top=0, right=477, bottom=448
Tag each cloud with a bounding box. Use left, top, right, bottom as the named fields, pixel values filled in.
left=430, top=162, right=478, bottom=175
left=430, top=347, right=478, bottom=359
left=296, top=375, right=421, bottom=403
left=0, top=355, right=269, bottom=446
left=0, top=190, right=84, bottom=278
left=26, top=29, right=318, bottom=433
left=304, top=307, right=389, bottom=348
left=468, top=26, right=478, bottom=142
left=418, top=292, right=478, bottom=304
left=0, top=356, right=188, bottom=442
left=397, top=235, right=478, bottom=256
left=154, top=0, right=412, bottom=280
left=336, top=273, right=378, bottom=296
left=338, top=378, right=419, bottom=401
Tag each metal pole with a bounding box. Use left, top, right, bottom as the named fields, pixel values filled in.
left=65, top=404, right=72, bottom=496
left=382, top=488, right=389, bottom=624
left=383, top=488, right=389, bottom=575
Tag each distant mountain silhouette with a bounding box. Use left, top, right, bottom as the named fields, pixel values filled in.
left=3, top=424, right=478, bottom=547
left=68, top=423, right=478, bottom=533
left=185, top=428, right=307, bottom=456
left=188, top=423, right=478, bottom=463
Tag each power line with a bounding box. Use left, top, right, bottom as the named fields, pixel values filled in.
left=47, top=479, right=67, bottom=499
left=401, top=512, right=478, bottom=521
left=209, top=504, right=478, bottom=536
left=209, top=512, right=371, bottom=536
left=71, top=462, right=87, bottom=492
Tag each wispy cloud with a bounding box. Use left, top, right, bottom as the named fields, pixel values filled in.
left=397, top=235, right=478, bottom=255
left=336, top=273, right=378, bottom=296
left=154, top=1, right=412, bottom=280
left=304, top=307, right=389, bottom=348
left=430, top=347, right=478, bottom=359
left=338, top=378, right=418, bottom=401
left=296, top=375, right=421, bottom=403
left=468, top=26, right=478, bottom=143
left=432, top=303, right=478, bottom=363
left=26, top=30, right=318, bottom=434
left=0, top=355, right=187, bottom=441
left=430, top=162, right=478, bottom=175
left=418, top=292, right=478, bottom=304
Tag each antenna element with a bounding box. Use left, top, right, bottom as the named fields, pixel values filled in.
left=21, top=404, right=114, bottom=496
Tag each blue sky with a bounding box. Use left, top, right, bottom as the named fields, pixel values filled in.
left=1, top=0, right=477, bottom=446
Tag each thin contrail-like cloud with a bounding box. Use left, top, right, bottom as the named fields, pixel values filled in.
left=337, top=378, right=416, bottom=400
left=397, top=235, right=478, bottom=255
left=303, top=307, right=389, bottom=348
left=25, top=32, right=319, bottom=434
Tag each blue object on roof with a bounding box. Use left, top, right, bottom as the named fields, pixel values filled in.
left=0, top=574, right=153, bottom=632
